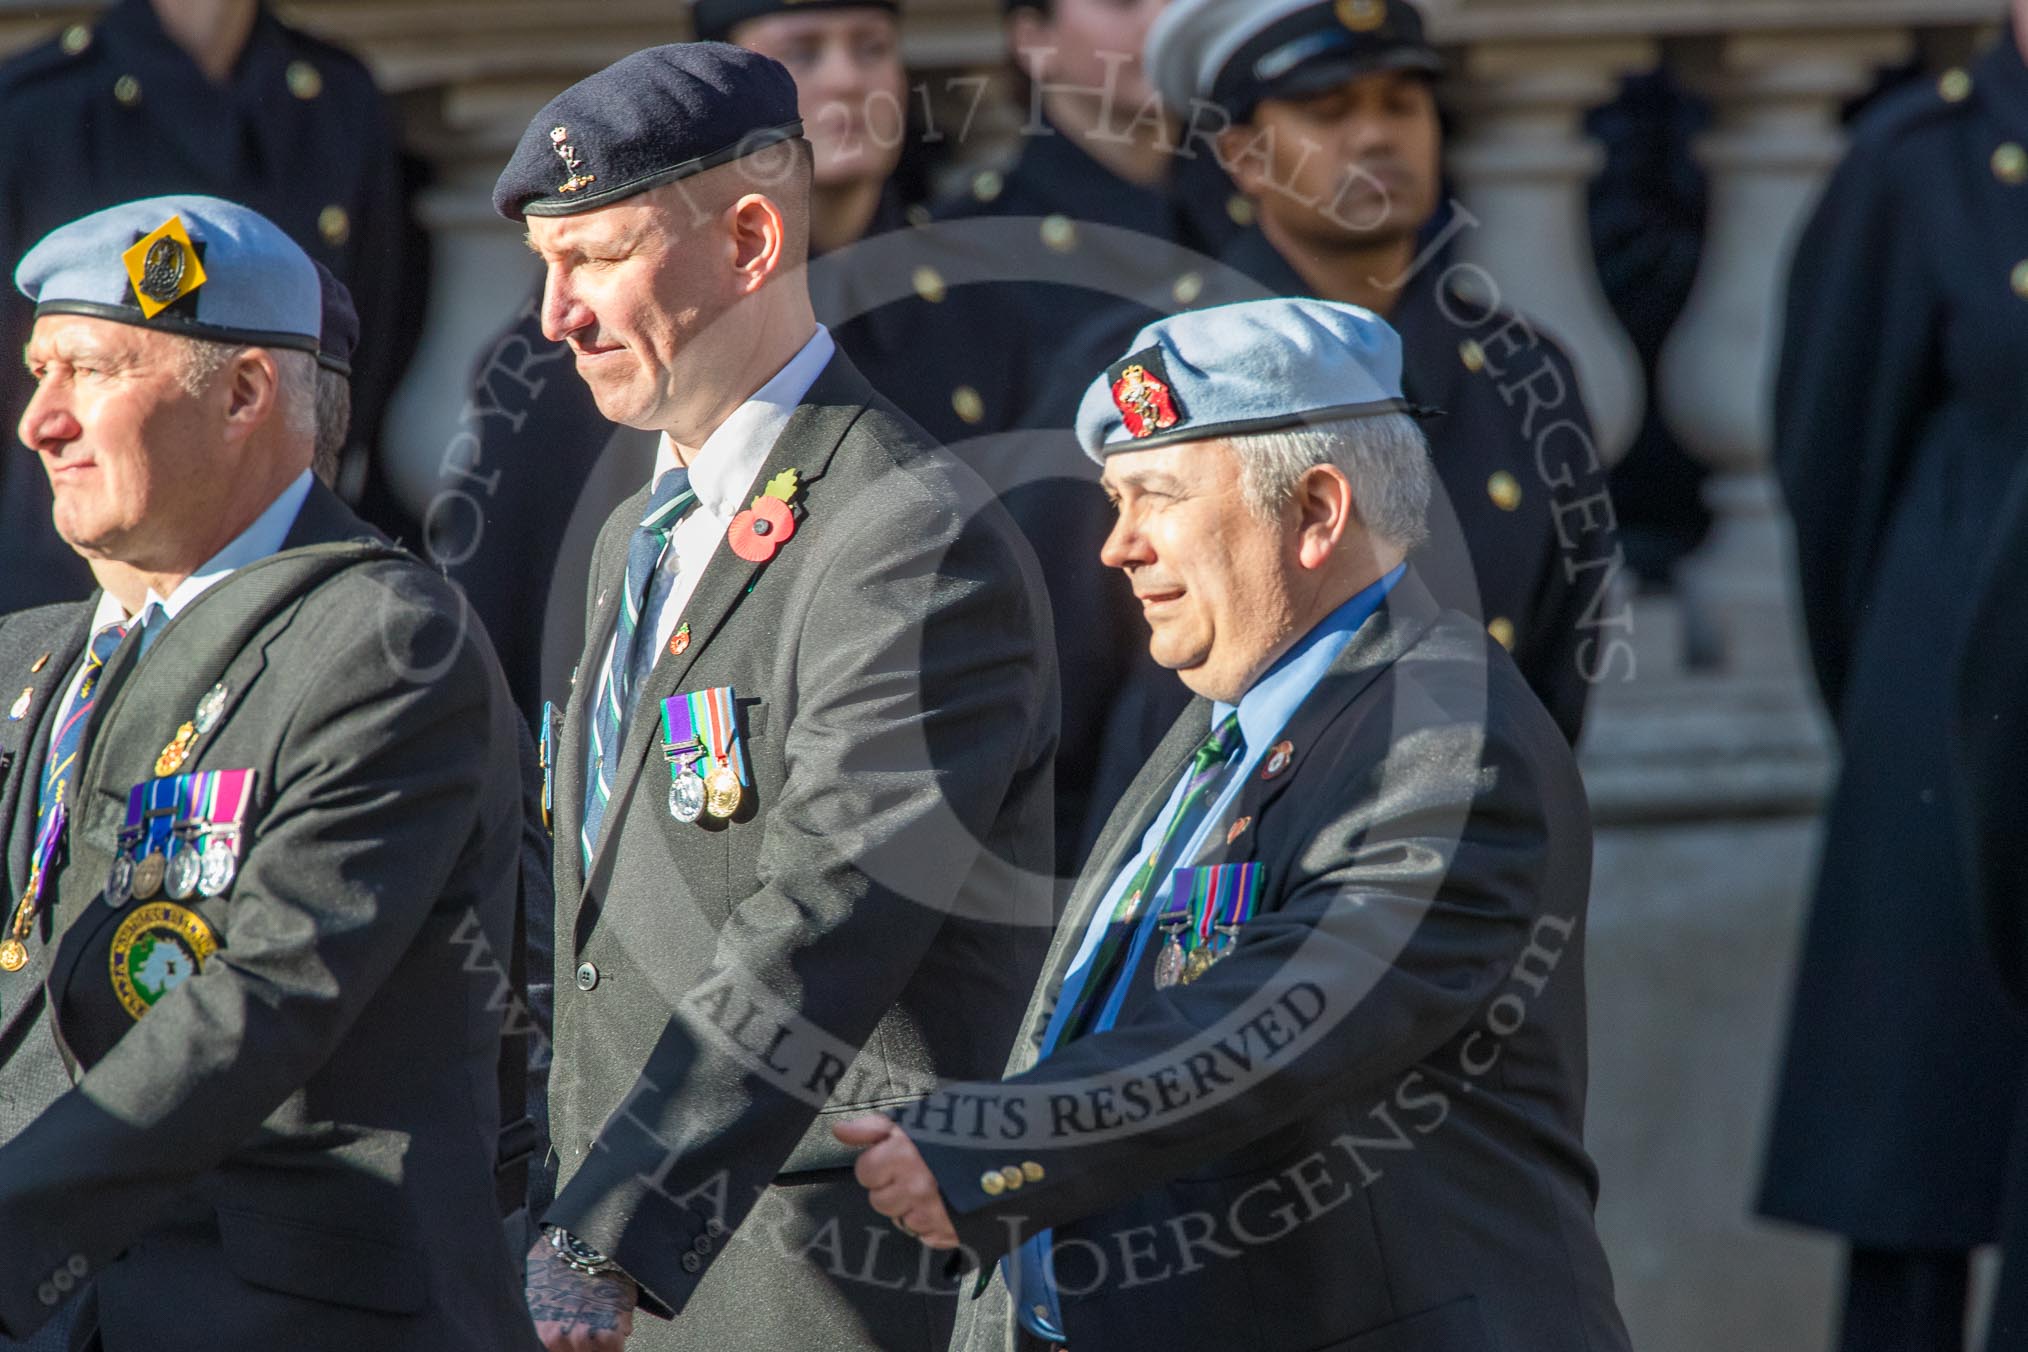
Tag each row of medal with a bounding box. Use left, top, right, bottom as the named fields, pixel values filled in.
left=106, top=768, right=255, bottom=907
left=659, top=686, right=749, bottom=823
left=1154, top=860, right=1262, bottom=989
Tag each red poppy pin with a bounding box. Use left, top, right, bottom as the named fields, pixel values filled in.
left=1260, top=741, right=1295, bottom=781
left=1108, top=346, right=1189, bottom=440
left=728, top=468, right=802, bottom=563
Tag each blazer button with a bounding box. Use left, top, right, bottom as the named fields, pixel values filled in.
left=51, top=1271, right=73, bottom=1294
left=36, top=1282, right=56, bottom=1307
left=693, top=1234, right=713, bottom=1255
left=1021, top=1161, right=1045, bottom=1183
left=980, top=1171, right=1006, bottom=1197
left=576, top=962, right=600, bottom=991
left=681, top=1252, right=702, bottom=1274
left=999, top=1165, right=1025, bottom=1192
left=705, top=1218, right=728, bottom=1238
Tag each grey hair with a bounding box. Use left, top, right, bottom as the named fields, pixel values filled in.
left=1230, top=412, right=1434, bottom=552
left=311, top=367, right=353, bottom=486
left=171, top=337, right=318, bottom=444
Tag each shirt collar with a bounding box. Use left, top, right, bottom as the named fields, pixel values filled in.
left=1217, top=564, right=1406, bottom=756
left=88, top=587, right=128, bottom=635
left=142, top=470, right=313, bottom=620
left=655, top=325, right=836, bottom=520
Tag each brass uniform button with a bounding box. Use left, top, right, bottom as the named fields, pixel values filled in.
left=1040, top=215, right=1078, bottom=253
left=1487, top=471, right=1522, bottom=512
left=1337, top=0, right=1387, bottom=30
left=1227, top=195, right=1257, bottom=228
left=318, top=205, right=351, bottom=247
left=112, top=75, right=141, bottom=107
left=1173, top=272, right=1205, bottom=306
left=998, top=1165, right=1026, bottom=1191
left=912, top=265, right=947, bottom=305
left=980, top=1170, right=1006, bottom=1197
left=952, top=386, right=985, bottom=426
left=1939, top=68, right=1973, bottom=104
left=1020, top=1161, right=1045, bottom=1183
left=1995, top=143, right=2027, bottom=185
left=1459, top=339, right=1487, bottom=373
left=287, top=60, right=323, bottom=101
left=2012, top=260, right=2028, bottom=300
left=60, top=24, right=91, bottom=56
left=971, top=170, right=1004, bottom=204
left=1488, top=617, right=1516, bottom=651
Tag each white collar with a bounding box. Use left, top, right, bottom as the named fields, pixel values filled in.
left=87, top=587, right=127, bottom=634
left=141, top=469, right=313, bottom=620
left=654, top=325, right=835, bottom=517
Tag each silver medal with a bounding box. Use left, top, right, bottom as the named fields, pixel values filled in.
left=668, top=770, right=707, bottom=823
left=105, top=853, right=135, bottom=908
left=200, top=839, right=239, bottom=897
left=1154, top=933, right=1186, bottom=990
left=165, top=844, right=202, bottom=900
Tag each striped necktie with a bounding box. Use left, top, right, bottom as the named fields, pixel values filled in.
left=1051, top=710, right=1244, bottom=1045
left=582, top=469, right=698, bottom=867
left=1, top=621, right=129, bottom=967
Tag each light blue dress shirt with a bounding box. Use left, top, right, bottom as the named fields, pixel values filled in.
left=1011, top=564, right=1405, bottom=1341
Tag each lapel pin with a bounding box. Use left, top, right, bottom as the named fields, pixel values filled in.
left=1226, top=816, right=1252, bottom=844
left=728, top=468, right=803, bottom=565
left=1260, top=741, right=1295, bottom=781
left=7, top=687, right=30, bottom=721
left=193, top=683, right=228, bottom=735
left=30, top=652, right=50, bottom=674
left=669, top=622, right=692, bottom=658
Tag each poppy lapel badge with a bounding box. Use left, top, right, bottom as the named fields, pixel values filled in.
left=729, top=468, right=803, bottom=564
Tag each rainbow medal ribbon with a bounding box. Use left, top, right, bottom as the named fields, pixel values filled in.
left=199, top=769, right=254, bottom=897
left=1175, top=861, right=1262, bottom=985
left=658, top=694, right=708, bottom=823
left=131, top=775, right=185, bottom=901
left=165, top=771, right=208, bottom=900
left=105, top=783, right=147, bottom=908
left=690, top=686, right=748, bottom=820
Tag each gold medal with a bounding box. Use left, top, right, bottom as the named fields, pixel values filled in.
left=132, top=851, right=166, bottom=900
left=0, top=939, right=26, bottom=973
left=705, top=763, right=743, bottom=819
left=1181, top=946, right=1218, bottom=984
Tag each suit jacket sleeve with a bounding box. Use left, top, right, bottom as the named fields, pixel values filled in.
left=544, top=463, right=1055, bottom=1315
left=1771, top=119, right=1940, bottom=720
left=915, top=698, right=1565, bottom=1265
left=0, top=568, right=500, bottom=1340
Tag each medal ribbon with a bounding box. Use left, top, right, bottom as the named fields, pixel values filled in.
left=142, top=775, right=182, bottom=862
left=180, top=769, right=217, bottom=846
left=659, top=694, right=704, bottom=785
left=206, top=769, right=253, bottom=849
left=692, top=686, right=748, bottom=786
left=118, top=783, right=145, bottom=856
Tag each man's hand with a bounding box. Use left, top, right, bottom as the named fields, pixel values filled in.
left=834, top=1114, right=960, bottom=1249
left=525, top=1235, right=638, bottom=1351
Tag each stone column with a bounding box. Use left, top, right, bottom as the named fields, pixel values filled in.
left=1657, top=28, right=1913, bottom=677
left=1444, top=38, right=1657, bottom=462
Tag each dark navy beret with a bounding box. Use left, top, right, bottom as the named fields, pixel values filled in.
left=494, top=44, right=803, bottom=221
left=1149, top=0, right=1443, bottom=121
left=311, top=260, right=357, bottom=377
left=692, top=0, right=898, bottom=43
left=16, top=194, right=320, bottom=354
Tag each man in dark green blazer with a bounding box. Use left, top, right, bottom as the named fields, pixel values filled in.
left=841, top=297, right=1630, bottom=1352
left=0, top=194, right=537, bottom=1351
left=495, top=42, right=1057, bottom=1352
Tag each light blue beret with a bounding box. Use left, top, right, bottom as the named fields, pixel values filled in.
left=1074, top=296, right=1421, bottom=461
left=16, top=194, right=320, bottom=353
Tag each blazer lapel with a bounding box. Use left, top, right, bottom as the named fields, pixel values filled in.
left=553, top=484, right=641, bottom=904
left=578, top=353, right=870, bottom=903
left=3, top=610, right=89, bottom=895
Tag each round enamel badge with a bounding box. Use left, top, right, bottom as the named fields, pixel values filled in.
left=109, top=902, right=220, bottom=1021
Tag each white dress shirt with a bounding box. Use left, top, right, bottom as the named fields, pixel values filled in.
left=594, top=325, right=836, bottom=710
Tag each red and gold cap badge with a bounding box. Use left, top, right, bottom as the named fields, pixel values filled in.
left=1107, top=346, right=1189, bottom=441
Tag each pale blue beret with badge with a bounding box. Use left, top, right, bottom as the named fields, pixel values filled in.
left=15, top=193, right=321, bottom=354
left=1147, top=0, right=1444, bottom=121
left=1074, top=296, right=1424, bottom=462
left=493, top=42, right=803, bottom=221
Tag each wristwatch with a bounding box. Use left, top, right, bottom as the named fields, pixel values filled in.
left=545, top=1226, right=626, bottom=1280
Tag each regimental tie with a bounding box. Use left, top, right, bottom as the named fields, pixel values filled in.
left=1, top=621, right=129, bottom=972
left=1052, top=710, right=1244, bottom=1045
left=582, top=469, right=699, bottom=868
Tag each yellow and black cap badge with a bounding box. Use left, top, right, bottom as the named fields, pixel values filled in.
left=1149, top=0, right=1444, bottom=123
left=15, top=193, right=322, bottom=354
left=120, top=215, right=206, bottom=319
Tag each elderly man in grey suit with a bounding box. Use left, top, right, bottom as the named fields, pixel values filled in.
left=496, top=42, right=1056, bottom=1352
left=0, top=193, right=538, bottom=1351
left=840, top=298, right=1631, bottom=1352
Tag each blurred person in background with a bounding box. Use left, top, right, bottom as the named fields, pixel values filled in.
left=1766, top=8, right=2028, bottom=1350
left=0, top=0, right=424, bottom=614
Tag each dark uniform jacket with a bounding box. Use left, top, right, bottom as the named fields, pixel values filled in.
left=1762, top=36, right=2028, bottom=1249
left=0, top=0, right=421, bottom=614
left=923, top=574, right=1630, bottom=1352
left=0, top=484, right=537, bottom=1352
left=541, top=352, right=1057, bottom=1350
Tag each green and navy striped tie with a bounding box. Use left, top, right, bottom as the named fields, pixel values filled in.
left=582, top=469, right=697, bottom=867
